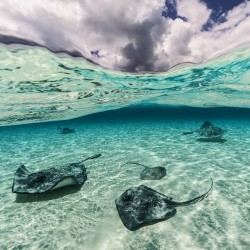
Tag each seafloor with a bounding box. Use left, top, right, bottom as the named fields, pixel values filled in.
left=0, top=107, right=249, bottom=250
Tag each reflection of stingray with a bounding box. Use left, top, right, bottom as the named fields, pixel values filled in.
left=115, top=179, right=213, bottom=231
left=123, top=162, right=166, bottom=180
left=12, top=154, right=101, bottom=195
left=196, top=138, right=227, bottom=143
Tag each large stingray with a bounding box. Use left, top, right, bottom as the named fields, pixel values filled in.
left=12, top=154, right=101, bottom=194
left=123, top=162, right=166, bottom=180
left=115, top=179, right=213, bottom=231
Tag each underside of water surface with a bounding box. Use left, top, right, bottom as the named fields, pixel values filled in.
left=0, top=44, right=250, bottom=126
left=0, top=44, right=250, bottom=250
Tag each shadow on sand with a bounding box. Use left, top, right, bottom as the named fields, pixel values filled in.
left=196, top=138, right=227, bottom=143
left=15, top=185, right=82, bottom=203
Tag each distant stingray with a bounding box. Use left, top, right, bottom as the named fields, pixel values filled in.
left=115, top=179, right=213, bottom=231
left=183, top=121, right=225, bottom=142
left=123, top=162, right=166, bottom=180
left=57, top=127, right=75, bottom=134
left=198, top=121, right=224, bottom=138
left=12, top=154, right=101, bottom=194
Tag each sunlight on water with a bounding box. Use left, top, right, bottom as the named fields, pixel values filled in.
left=0, top=44, right=250, bottom=126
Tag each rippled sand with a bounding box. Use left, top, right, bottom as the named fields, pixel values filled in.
left=0, top=108, right=249, bottom=250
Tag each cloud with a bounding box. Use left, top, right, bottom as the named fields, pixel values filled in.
left=188, top=1, right=250, bottom=62
left=176, top=0, right=212, bottom=32
left=118, top=14, right=168, bottom=71
left=0, top=0, right=249, bottom=72
left=212, top=1, right=250, bottom=31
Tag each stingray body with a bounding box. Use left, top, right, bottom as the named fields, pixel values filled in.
left=140, top=166, right=166, bottom=180
left=12, top=154, right=101, bottom=194
left=183, top=121, right=225, bottom=140
left=115, top=180, right=213, bottom=231
left=198, top=121, right=224, bottom=138
left=124, top=162, right=166, bottom=180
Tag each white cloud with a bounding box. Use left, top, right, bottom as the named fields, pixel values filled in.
left=0, top=0, right=249, bottom=71
left=161, top=18, right=193, bottom=65
left=188, top=1, right=250, bottom=62
left=213, top=1, right=250, bottom=31
left=176, top=0, right=212, bottom=32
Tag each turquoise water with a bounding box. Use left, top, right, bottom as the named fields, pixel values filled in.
left=0, top=107, right=249, bottom=249
left=0, top=44, right=250, bottom=249
left=0, top=45, right=249, bottom=126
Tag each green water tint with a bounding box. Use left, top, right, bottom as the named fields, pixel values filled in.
left=0, top=45, right=250, bottom=126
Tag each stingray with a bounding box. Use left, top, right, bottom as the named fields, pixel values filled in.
left=57, top=127, right=75, bottom=134
left=12, top=154, right=101, bottom=194
left=123, top=162, right=166, bottom=180
left=198, top=121, right=224, bottom=138
left=183, top=121, right=225, bottom=139
left=115, top=179, right=213, bottom=231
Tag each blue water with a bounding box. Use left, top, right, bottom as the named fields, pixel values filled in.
left=0, top=44, right=250, bottom=249
left=0, top=107, right=249, bottom=249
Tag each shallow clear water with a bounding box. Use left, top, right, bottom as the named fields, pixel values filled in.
left=0, top=107, right=249, bottom=250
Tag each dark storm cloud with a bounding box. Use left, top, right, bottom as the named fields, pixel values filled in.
left=120, top=20, right=155, bottom=72
left=119, top=19, right=169, bottom=72
left=79, top=6, right=170, bottom=72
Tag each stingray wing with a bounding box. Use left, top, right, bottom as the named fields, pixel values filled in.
left=12, top=165, right=30, bottom=193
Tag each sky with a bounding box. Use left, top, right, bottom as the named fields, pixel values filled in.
left=0, top=0, right=249, bottom=72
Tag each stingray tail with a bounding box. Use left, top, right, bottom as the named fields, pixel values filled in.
left=170, top=178, right=213, bottom=207
left=183, top=131, right=194, bottom=135
left=182, top=129, right=199, bottom=135
left=82, top=154, right=102, bottom=162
